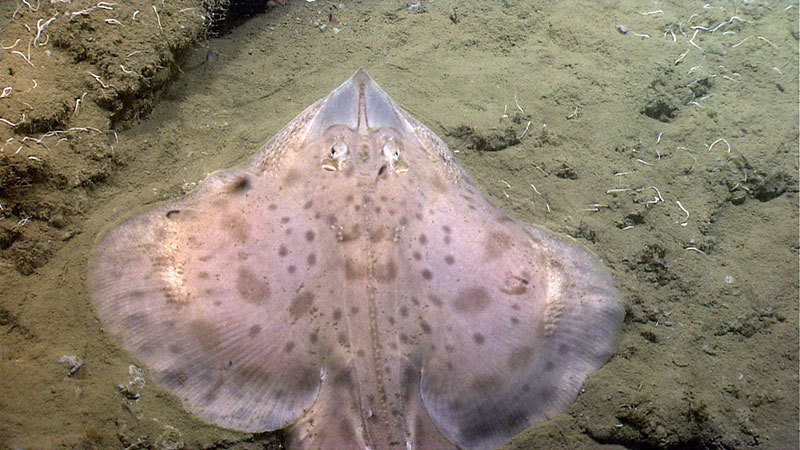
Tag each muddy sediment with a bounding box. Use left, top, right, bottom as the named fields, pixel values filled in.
left=0, top=0, right=211, bottom=276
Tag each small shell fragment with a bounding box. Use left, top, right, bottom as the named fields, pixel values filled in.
left=59, top=355, right=83, bottom=376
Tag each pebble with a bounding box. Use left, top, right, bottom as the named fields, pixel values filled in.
left=730, top=190, right=746, bottom=205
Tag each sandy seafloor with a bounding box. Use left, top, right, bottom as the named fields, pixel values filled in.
left=0, top=0, right=798, bottom=449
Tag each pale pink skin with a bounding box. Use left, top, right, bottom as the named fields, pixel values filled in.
left=89, top=69, right=624, bottom=450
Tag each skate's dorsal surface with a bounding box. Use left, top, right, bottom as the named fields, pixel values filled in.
left=89, top=69, right=624, bottom=449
